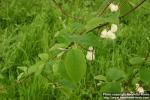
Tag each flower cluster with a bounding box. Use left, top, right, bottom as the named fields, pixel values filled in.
left=100, top=24, right=118, bottom=40
left=100, top=3, right=119, bottom=40
left=86, top=46, right=95, bottom=61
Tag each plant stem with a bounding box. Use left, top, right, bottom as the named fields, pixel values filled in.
left=99, top=0, right=114, bottom=16
left=52, top=0, right=82, bottom=20
left=55, top=0, right=147, bottom=51
left=119, top=0, right=147, bottom=19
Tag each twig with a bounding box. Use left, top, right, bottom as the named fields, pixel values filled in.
left=59, top=22, right=109, bottom=49
left=86, top=23, right=109, bottom=34
left=52, top=0, right=82, bottom=20
left=119, top=0, right=147, bottom=19
left=55, top=0, right=147, bottom=50
left=99, top=0, right=114, bottom=16
left=65, top=42, right=75, bottom=49
left=78, top=22, right=109, bottom=35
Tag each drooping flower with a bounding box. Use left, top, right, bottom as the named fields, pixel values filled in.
left=111, top=24, right=118, bottom=33
left=86, top=46, right=95, bottom=61
left=136, top=83, right=144, bottom=94
left=100, top=29, right=108, bottom=38
left=137, top=87, right=144, bottom=94
left=107, top=30, right=116, bottom=39
left=109, top=3, right=119, bottom=12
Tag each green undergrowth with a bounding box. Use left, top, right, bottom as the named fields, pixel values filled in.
left=0, top=0, right=150, bottom=100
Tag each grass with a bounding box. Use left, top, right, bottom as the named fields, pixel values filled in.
left=0, top=0, right=150, bottom=100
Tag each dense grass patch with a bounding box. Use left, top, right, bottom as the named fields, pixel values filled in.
left=0, top=0, right=149, bottom=100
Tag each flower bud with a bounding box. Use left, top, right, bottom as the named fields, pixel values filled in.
left=109, top=3, right=119, bottom=12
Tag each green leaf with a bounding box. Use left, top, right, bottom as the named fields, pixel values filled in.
left=35, top=62, right=45, bottom=76
left=119, top=0, right=132, bottom=17
left=57, top=22, right=85, bottom=35
left=42, top=61, right=53, bottom=74
left=139, top=68, right=150, bottom=84
left=142, top=1, right=150, bottom=10
left=49, top=43, right=67, bottom=58
left=85, top=13, right=119, bottom=32
left=98, top=0, right=109, bottom=14
left=55, top=33, right=72, bottom=44
left=56, top=33, right=101, bottom=48
left=38, top=53, right=49, bottom=61
left=27, top=65, right=37, bottom=75
left=85, top=13, right=119, bottom=33
left=106, top=68, right=125, bottom=81
left=128, top=0, right=137, bottom=7
left=27, top=61, right=45, bottom=76
left=129, top=57, right=145, bottom=65
left=104, top=12, right=120, bottom=24
left=17, top=73, right=24, bottom=81
left=59, top=86, right=72, bottom=97
left=77, top=33, right=102, bottom=47
left=69, top=22, right=85, bottom=34
left=64, top=48, right=87, bottom=83
left=53, top=61, right=72, bottom=81
left=94, top=75, right=107, bottom=81
left=59, top=79, right=77, bottom=89
left=49, top=43, right=67, bottom=51
left=85, top=17, right=103, bottom=31
left=17, top=66, right=27, bottom=72
left=101, top=82, right=121, bottom=92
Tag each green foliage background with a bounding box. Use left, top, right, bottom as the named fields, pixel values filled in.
left=0, top=0, right=150, bottom=100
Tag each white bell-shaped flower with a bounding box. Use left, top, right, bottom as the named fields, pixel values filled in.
left=137, top=87, right=144, bottom=94
left=107, top=30, right=116, bottom=40
left=100, top=29, right=116, bottom=40
left=109, top=3, right=119, bottom=12
left=136, top=83, right=144, bottom=94
left=86, top=46, right=95, bottom=61
left=111, top=24, right=118, bottom=33
left=100, top=29, right=108, bottom=38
